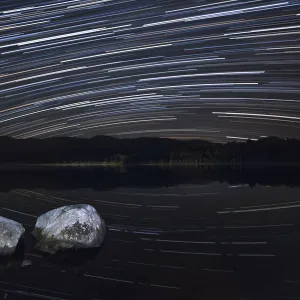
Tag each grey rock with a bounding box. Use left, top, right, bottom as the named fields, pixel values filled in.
left=0, top=216, right=25, bottom=255
left=32, top=204, right=106, bottom=254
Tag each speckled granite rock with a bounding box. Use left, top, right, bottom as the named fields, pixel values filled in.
left=32, top=204, right=106, bottom=254
left=0, top=216, right=25, bottom=255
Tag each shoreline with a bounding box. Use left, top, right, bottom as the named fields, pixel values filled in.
left=0, top=162, right=300, bottom=170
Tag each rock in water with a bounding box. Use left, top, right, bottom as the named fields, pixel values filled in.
left=0, top=216, right=25, bottom=255
left=32, top=204, right=106, bottom=254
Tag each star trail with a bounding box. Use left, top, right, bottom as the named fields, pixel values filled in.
left=1, top=0, right=300, bottom=142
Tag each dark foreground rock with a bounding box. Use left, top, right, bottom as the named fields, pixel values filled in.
left=0, top=216, right=25, bottom=256
left=32, top=204, right=106, bottom=254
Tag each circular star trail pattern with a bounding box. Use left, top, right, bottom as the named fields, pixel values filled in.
left=1, top=0, right=300, bottom=142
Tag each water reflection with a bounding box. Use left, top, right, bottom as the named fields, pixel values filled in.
left=0, top=167, right=300, bottom=299
left=0, top=165, right=299, bottom=192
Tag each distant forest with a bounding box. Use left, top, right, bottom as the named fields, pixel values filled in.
left=0, top=136, right=299, bottom=165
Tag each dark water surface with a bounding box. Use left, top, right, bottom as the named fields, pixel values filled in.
left=1, top=167, right=300, bottom=300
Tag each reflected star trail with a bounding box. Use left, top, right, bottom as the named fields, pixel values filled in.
left=1, top=0, right=300, bottom=141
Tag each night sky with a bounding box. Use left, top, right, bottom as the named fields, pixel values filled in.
left=1, top=0, right=300, bottom=142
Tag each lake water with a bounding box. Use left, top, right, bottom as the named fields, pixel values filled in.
left=0, top=166, right=300, bottom=300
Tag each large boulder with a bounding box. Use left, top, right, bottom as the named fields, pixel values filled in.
left=32, top=204, right=106, bottom=254
left=0, top=216, right=25, bottom=255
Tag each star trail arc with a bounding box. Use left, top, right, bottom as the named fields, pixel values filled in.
left=1, top=0, right=300, bottom=141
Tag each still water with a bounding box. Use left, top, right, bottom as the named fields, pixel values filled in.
left=0, top=167, right=300, bottom=300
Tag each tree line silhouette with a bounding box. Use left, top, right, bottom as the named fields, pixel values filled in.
left=0, top=135, right=299, bottom=165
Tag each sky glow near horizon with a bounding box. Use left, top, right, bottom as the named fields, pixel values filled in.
left=1, top=0, right=300, bottom=142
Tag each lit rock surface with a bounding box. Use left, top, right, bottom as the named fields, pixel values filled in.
left=32, top=204, right=106, bottom=254
left=0, top=216, right=25, bottom=255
